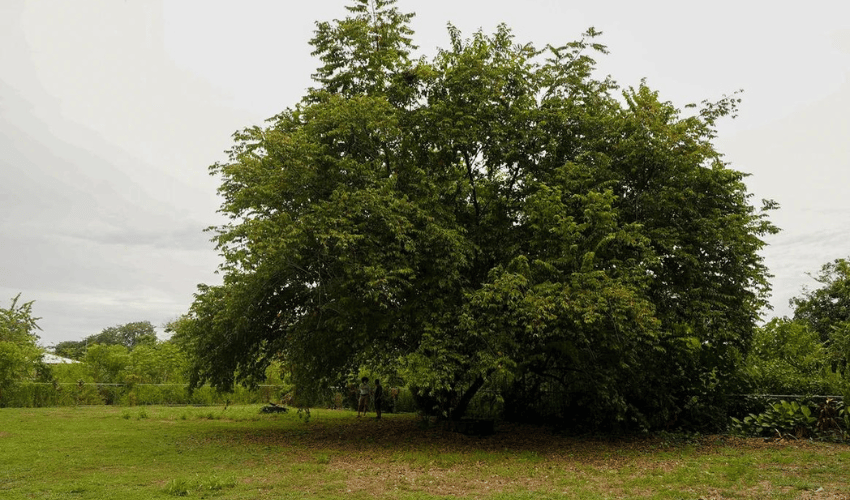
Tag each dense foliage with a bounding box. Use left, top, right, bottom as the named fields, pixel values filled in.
left=742, top=257, right=850, bottom=397
left=792, top=258, right=850, bottom=370
left=6, top=325, right=286, bottom=408
left=730, top=398, right=849, bottom=442
left=53, top=321, right=158, bottom=360
left=176, top=0, right=776, bottom=431
left=744, top=318, right=837, bottom=395
left=0, top=294, right=48, bottom=404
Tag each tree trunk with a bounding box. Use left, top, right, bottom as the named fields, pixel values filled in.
left=450, top=369, right=495, bottom=420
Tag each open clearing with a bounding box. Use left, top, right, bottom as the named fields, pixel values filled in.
left=1, top=405, right=848, bottom=499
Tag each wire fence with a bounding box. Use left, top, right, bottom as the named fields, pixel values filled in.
left=1, top=382, right=289, bottom=408
left=5, top=380, right=842, bottom=424
left=2, top=382, right=422, bottom=412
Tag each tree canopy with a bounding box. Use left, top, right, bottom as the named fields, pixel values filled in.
left=790, top=257, right=850, bottom=373
left=54, top=321, right=158, bottom=360
left=742, top=257, right=850, bottom=396
left=792, top=258, right=850, bottom=344
left=176, top=0, right=777, bottom=431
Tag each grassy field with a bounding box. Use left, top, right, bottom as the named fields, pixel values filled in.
left=1, top=405, right=848, bottom=499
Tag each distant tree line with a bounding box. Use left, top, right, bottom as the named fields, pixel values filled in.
left=52, top=321, right=158, bottom=360
left=0, top=310, right=293, bottom=407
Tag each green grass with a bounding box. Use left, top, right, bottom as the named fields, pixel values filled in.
left=1, top=405, right=849, bottom=499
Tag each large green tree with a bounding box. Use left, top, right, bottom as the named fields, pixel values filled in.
left=0, top=294, right=46, bottom=404
left=177, top=0, right=776, bottom=430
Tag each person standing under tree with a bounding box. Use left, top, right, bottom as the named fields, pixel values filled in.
left=374, top=379, right=383, bottom=419
left=357, top=377, right=371, bottom=417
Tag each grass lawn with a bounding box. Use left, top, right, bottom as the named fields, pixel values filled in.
left=1, top=405, right=848, bottom=499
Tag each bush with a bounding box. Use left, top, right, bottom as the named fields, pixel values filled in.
left=0, top=382, right=291, bottom=408
left=743, top=318, right=845, bottom=395
left=730, top=398, right=849, bottom=442
left=121, top=385, right=189, bottom=406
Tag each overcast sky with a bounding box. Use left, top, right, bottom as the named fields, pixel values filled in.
left=2, top=0, right=849, bottom=347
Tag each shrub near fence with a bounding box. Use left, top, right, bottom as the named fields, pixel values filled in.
left=728, top=394, right=846, bottom=421
left=730, top=397, right=849, bottom=442
left=0, top=383, right=292, bottom=408
left=0, top=382, right=102, bottom=407
left=3, top=382, right=474, bottom=415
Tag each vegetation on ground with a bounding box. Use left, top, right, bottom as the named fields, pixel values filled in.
left=2, top=406, right=849, bottom=500
left=730, top=399, right=850, bottom=443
